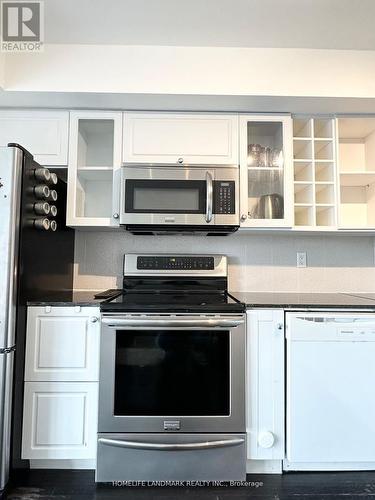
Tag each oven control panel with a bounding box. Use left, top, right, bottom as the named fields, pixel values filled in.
left=213, top=181, right=235, bottom=214
left=137, top=256, right=215, bottom=270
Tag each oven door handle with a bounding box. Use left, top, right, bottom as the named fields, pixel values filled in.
left=205, top=171, right=213, bottom=223
left=101, top=317, right=244, bottom=328
left=98, top=437, right=245, bottom=451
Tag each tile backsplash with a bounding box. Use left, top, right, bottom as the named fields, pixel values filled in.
left=73, top=232, right=375, bottom=293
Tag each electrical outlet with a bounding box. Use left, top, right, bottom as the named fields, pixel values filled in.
left=297, top=252, right=307, bottom=268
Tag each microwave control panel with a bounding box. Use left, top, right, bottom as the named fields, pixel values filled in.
left=213, top=181, right=235, bottom=214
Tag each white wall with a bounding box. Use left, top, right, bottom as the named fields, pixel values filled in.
left=0, top=53, right=5, bottom=90
left=73, top=232, right=375, bottom=293
left=4, top=45, right=375, bottom=98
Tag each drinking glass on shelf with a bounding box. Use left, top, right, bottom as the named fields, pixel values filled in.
left=271, top=149, right=284, bottom=168
left=264, top=147, right=273, bottom=168
left=248, top=144, right=263, bottom=168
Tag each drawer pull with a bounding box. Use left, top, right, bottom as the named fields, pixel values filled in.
left=98, top=437, right=245, bottom=451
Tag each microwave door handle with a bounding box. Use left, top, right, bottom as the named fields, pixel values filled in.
left=205, top=171, right=213, bottom=223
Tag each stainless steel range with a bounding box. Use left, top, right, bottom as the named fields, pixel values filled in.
left=96, top=254, right=246, bottom=482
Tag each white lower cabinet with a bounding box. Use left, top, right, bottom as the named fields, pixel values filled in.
left=246, top=309, right=285, bottom=462
left=25, top=307, right=100, bottom=382
left=22, top=306, right=100, bottom=463
left=22, top=381, right=98, bottom=460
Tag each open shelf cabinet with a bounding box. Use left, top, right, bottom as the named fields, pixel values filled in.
left=337, top=117, right=375, bottom=228
left=75, top=169, right=113, bottom=223
left=77, top=120, right=115, bottom=168
left=337, top=117, right=375, bottom=229
left=292, top=116, right=337, bottom=229
left=67, top=111, right=122, bottom=227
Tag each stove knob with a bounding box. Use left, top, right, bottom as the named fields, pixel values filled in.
left=34, top=168, right=51, bottom=182
left=50, top=205, right=57, bottom=217
left=50, top=220, right=57, bottom=232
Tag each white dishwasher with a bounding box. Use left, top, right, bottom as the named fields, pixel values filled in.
left=285, top=311, right=375, bottom=471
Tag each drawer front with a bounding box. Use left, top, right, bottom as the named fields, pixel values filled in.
left=96, top=433, right=246, bottom=482
left=22, top=381, right=98, bottom=460
left=25, top=307, right=100, bottom=382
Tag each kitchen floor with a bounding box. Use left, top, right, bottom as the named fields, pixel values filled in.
left=3, top=470, right=375, bottom=500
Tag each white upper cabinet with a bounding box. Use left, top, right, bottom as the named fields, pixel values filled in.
left=123, top=112, right=239, bottom=165
left=337, top=117, right=375, bottom=229
left=67, top=111, right=123, bottom=228
left=0, top=110, right=69, bottom=165
left=239, top=115, right=293, bottom=227
left=292, top=117, right=338, bottom=230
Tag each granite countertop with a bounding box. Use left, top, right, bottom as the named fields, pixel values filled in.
left=231, top=292, right=375, bottom=309
left=28, top=290, right=375, bottom=310
left=27, top=290, right=117, bottom=307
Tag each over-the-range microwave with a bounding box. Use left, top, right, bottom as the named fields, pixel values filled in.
left=119, top=165, right=240, bottom=234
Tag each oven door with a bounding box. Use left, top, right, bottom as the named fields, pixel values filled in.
left=119, top=166, right=239, bottom=227
left=98, top=314, right=245, bottom=433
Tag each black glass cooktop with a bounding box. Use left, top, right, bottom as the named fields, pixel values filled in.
left=100, top=291, right=245, bottom=313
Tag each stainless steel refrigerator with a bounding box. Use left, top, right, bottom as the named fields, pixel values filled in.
left=0, top=144, right=75, bottom=492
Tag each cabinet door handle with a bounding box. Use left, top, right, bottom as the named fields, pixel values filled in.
left=177, top=157, right=184, bottom=164
left=277, top=323, right=283, bottom=330
left=90, top=316, right=99, bottom=323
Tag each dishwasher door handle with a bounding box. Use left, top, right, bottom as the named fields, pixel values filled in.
left=98, top=437, right=245, bottom=451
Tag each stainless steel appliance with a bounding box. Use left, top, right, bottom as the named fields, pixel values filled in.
left=119, top=165, right=240, bottom=234
left=97, top=254, right=246, bottom=482
left=0, top=144, right=74, bottom=492
left=256, top=193, right=284, bottom=219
